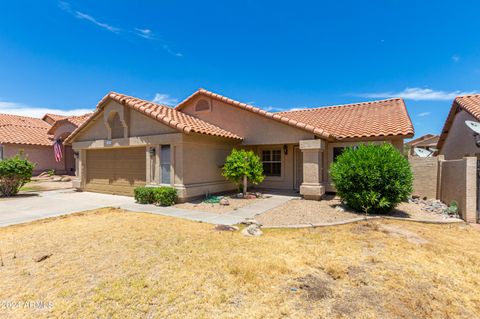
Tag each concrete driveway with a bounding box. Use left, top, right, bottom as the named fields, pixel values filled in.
left=0, top=189, right=295, bottom=227
left=0, top=189, right=134, bottom=227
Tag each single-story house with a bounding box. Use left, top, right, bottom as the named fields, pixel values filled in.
left=65, top=89, right=414, bottom=200
left=406, top=134, right=439, bottom=156
left=0, top=113, right=91, bottom=175
left=437, top=94, right=480, bottom=159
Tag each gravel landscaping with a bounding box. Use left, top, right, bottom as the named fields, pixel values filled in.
left=174, top=194, right=262, bottom=214
left=256, top=195, right=461, bottom=227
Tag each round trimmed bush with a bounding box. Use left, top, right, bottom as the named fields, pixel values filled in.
left=330, top=143, right=413, bottom=214
left=0, top=155, right=35, bottom=197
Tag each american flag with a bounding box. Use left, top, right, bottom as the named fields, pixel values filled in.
left=54, top=139, right=63, bottom=163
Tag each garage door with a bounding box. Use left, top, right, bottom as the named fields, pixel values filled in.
left=86, top=147, right=146, bottom=196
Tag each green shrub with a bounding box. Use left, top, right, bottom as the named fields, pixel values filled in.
left=0, top=155, right=35, bottom=196
left=154, top=187, right=177, bottom=206
left=134, top=186, right=177, bottom=206
left=222, top=149, right=265, bottom=195
left=134, top=187, right=157, bottom=204
left=330, top=143, right=413, bottom=215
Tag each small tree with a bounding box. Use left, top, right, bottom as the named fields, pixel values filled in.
left=330, top=143, right=413, bottom=215
left=222, top=149, right=265, bottom=195
left=0, top=155, right=35, bottom=196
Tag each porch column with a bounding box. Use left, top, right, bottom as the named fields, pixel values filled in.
left=299, top=139, right=326, bottom=200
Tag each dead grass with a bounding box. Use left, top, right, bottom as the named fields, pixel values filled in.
left=0, top=208, right=479, bottom=318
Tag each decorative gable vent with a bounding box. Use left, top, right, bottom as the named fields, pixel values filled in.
left=195, top=99, right=211, bottom=113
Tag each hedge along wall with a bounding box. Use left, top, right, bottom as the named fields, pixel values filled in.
left=409, top=155, right=477, bottom=223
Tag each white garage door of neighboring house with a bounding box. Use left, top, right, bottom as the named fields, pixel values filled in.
left=85, top=147, right=146, bottom=196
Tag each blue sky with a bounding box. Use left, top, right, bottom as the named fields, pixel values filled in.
left=1, top=1, right=479, bottom=138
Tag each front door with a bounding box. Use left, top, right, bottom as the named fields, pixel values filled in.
left=294, top=146, right=303, bottom=190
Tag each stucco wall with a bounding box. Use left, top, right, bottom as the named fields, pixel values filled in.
left=409, top=157, right=439, bottom=199
left=76, top=101, right=177, bottom=142
left=3, top=144, right=67, bottom=175
left=180, top=134, right=238, bottom=198
left=324, top=138, right=404, bottom=191
left=440, top=110, right=480, bottom=160
left=439, top=157, right=477, bottom=222
left=180, top=97, right=315, bottom=145
left=246, top=144, right=297, bottom=190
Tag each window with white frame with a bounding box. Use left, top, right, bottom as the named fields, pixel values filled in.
left=160, top=145, right=171, bottom=184
left=262, top=149, right=281, bottom=177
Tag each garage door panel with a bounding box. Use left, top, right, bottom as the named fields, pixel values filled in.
left=86, top=147, right=146, bottom=196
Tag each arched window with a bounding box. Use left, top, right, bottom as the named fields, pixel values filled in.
left=195, top=99, right=211, bottom=113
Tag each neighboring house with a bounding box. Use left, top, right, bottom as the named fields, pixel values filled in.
left=0, top=113, right=91, bottom=175
left=406, top=134, right=439, bottom=156
left=65, top=89, right=414, bottom=199
left=437, top=95, right=480, bottom=160
left=65, top=89, right=414, bottom=200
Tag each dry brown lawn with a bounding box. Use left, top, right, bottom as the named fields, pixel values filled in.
left=0, top=208, right=479, bottom=318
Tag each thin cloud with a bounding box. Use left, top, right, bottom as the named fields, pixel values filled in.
left=452, top=55, right=460, bottom=62
left=59, top=1, right=120, bottom=33
left=417, top=112, right=431, bottom=117
left=75, top=12, right=120, bottom=33
left=0, top=100, right=91, bottom=118
left=152, top=93, right=178, bottom=106
left=59, top=1, right=182, bottom=56
left=134, top=28, right=155, bottom=40
left=358, top=88, right=477, bottom=101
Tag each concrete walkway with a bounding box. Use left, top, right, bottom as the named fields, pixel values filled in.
left=0, top=190, right=296, bottom=227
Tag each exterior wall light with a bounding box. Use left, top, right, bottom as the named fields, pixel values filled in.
left=149, top=147, right=156, bottom=157
left=73, top=151, right=79, bottom=159
left=283, top=144, right=288, bottom=155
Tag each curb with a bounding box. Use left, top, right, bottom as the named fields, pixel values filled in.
left=261, top=216, right=465, bottom=229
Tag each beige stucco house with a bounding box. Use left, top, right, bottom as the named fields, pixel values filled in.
left=65, top=89, right=414, bottom=200
left=438, top=94, right=480, bottom=159
left=0, top=113, right=90, bottom=175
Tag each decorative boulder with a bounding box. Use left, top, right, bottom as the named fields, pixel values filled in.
left=241, top=224, right=263, bottom=237
left=219, top=198, right=230, bottom=206
left=214, top=224, right=239, bottom=232
left=236, top=193, right=244, bottom=199
left=244, top=194, right=257, bottom=199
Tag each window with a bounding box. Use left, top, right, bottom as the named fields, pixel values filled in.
left=262, top=149, right=281, bottom=177
left=333, top=146, right=358, bottom=162
left=195, top=99, right=210, bottom=112
left=333, top=147, right=345, bottom=162
left=0, top=145, right=3, bottom=160
left=160, top=145, right=171, bottom=184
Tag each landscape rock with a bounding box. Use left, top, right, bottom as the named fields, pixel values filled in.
left=60, top=176, right=72, bottom=182
left=219, top=198, right=230, bottom=206
left=242, top=219, right=261, bottom=226
left=335, top=205, right=346, bottom=212
left=241, top=224, right=263, bottom=237
left=244, top=194, right=256, bottom=199
left=236, top=193, right=244, bottom=199
left=214, top=224, right=239, bottom=232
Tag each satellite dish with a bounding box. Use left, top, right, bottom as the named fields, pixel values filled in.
left=414, top=147, right=433, bottom=157
left=465, top=120, right=480, bottom=134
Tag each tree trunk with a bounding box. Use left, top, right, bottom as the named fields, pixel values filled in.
left=243, top=175, right=247, bottom=196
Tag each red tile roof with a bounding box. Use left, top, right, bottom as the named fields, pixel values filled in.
left=0, top=114, right=53, bottom=146
left=437, top=94, right=480, bottom=153
left=47, top=113, right=93, bottom=134
left=65, top=92, right=243, bottom=144
left=0, top=114, right=51, bottom=129
left=0, top=125, right=53, bottom=146
left=0, top=113, right=92, bottom=146
left=176, top=89, right=333, bottom=140
left=278, top=98, right=414, bottom=139
left=43, top=113, right=67, bottom=122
